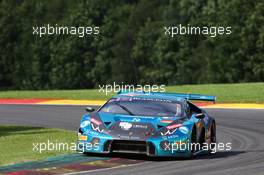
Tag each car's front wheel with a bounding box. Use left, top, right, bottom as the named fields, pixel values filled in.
left=209, top=122, right=216, bottom=154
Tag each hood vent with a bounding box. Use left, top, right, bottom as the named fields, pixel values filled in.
left=157, top=124, right=164, bottom=130
left=104, top=122, right=111, bottom=127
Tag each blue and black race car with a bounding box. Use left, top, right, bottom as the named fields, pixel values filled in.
left=77, top=91, right=216, bottom=158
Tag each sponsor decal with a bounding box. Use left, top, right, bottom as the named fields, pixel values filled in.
left=162, top=134, right=180, bottom=140
left=91, top=123, right=104, bottom=133
left=132, top=118, right=141, bottom=122
left=131, top=97, right=172, bottom=103
left=167, top=134, right=179, bottom=139
left=119, top=122, right=132, bottom=130
left=117, top=116, right=154, bottom=120
left=130, top=136, right=140, bottom=140
left=119, top=135, right=129, bottom=139
left=85, top=130, right=99, bottom=136
left=119, top=135, right=140, bottom=140
left=80, top=120, right=90, bottom=128
left=133, top=124, right=148, bottom=129
left=78, top=134, right=88, bottom=141
left=161, top=128, right=177, bottom=136
left=178, top=126, right=189, bottom=134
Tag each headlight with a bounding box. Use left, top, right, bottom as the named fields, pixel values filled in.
left=160, top=123, right=183, bottom=136
left=80, top=120, right=90, bottom=128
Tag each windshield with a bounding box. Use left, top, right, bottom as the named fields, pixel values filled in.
left=99, top=97, right=182, bottom=117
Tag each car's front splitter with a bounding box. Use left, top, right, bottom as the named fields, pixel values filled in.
left=77, top=132, right=194, bottom=157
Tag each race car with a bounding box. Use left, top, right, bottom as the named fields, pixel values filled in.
left=77, top=91, right=216, bottom=158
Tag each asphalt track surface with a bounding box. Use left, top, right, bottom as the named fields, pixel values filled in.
left=0, top=104, right=264, bottom=175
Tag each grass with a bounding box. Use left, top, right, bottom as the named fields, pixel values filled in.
left=0, top=83, right=263, bottom=103
left=0, top=125, right=75, bottom=166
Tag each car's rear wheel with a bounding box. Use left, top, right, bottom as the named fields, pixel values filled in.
left=189, top=126, right=197, bottom=158
left=209, top=122, right=216, bottom=153
left=211, top=122, right=216, bottom=142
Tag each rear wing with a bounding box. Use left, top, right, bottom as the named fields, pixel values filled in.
left=117, top=90, right=216, bottom=102
left=167, top=92, right=216, bottom=102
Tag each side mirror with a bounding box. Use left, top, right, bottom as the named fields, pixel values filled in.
left=86, top=107, right=95, bottom=113
left=195, top=113, right=205, bottom=119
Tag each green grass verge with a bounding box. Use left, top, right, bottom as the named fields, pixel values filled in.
left=0, top=83, right=263, bottom=103
left=0, top=125, right=75, bottom=166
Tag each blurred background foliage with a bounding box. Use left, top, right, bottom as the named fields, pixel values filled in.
left=0, top=0, right=263, bottom=89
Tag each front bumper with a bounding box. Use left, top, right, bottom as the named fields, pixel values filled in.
left=77, top=132, right=192, bottom=157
